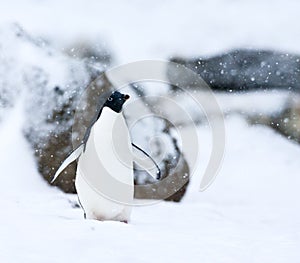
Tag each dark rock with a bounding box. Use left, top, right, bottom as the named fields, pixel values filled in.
left=169, top=49, right=300, bottom=92
left=134, top=153, right=189, bottom=202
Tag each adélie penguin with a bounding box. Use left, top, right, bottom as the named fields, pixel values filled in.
left=52, top=91, right=161, bottom=222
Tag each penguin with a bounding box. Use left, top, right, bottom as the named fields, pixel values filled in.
left=52, top=91, right=161, bottom=222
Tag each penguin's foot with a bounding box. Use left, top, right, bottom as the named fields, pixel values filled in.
left=121, top=220, right=128, bottom=224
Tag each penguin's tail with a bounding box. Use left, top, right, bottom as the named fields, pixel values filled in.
left=51, top=144, right=85, bottom=183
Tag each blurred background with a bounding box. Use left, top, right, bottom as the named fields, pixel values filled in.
left=1, top=0, right=300, bottom=60
left=0, top=0, right=300, bottom=262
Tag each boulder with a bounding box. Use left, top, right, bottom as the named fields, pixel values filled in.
left=169, top=49, right=300, bottom=92
left=0, top=24, right=189, bottom=201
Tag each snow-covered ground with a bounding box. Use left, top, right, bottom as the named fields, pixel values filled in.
left=1, top=0, right=300, bottom=262
left=1, top=103, right=300, bottom=263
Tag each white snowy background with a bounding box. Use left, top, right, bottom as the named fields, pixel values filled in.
left=1, top=0, right=300, bottom=262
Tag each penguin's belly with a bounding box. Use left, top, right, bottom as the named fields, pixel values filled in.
left=75, top=108, right=134, bottom=221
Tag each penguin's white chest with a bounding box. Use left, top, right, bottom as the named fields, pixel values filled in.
left=75, top=107, right=134, bottom=221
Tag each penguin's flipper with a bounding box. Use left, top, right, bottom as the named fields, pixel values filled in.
left=51, top=144, right=85, bottom=183
left=131, top=143, right=161, bottom=180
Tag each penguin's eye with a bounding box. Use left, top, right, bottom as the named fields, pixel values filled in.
left=108, top=97, right=113, bottom=101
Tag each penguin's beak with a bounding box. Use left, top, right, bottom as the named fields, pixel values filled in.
left=124, top=94, right=130, bottom=100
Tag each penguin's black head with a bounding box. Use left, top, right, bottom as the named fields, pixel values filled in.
left=104, top=91, right=130, bottom=113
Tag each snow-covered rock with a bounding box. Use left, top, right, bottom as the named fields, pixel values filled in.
left=0, top=24, right=96, bottom=192
left=0, top=24, right=189, bottom=201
